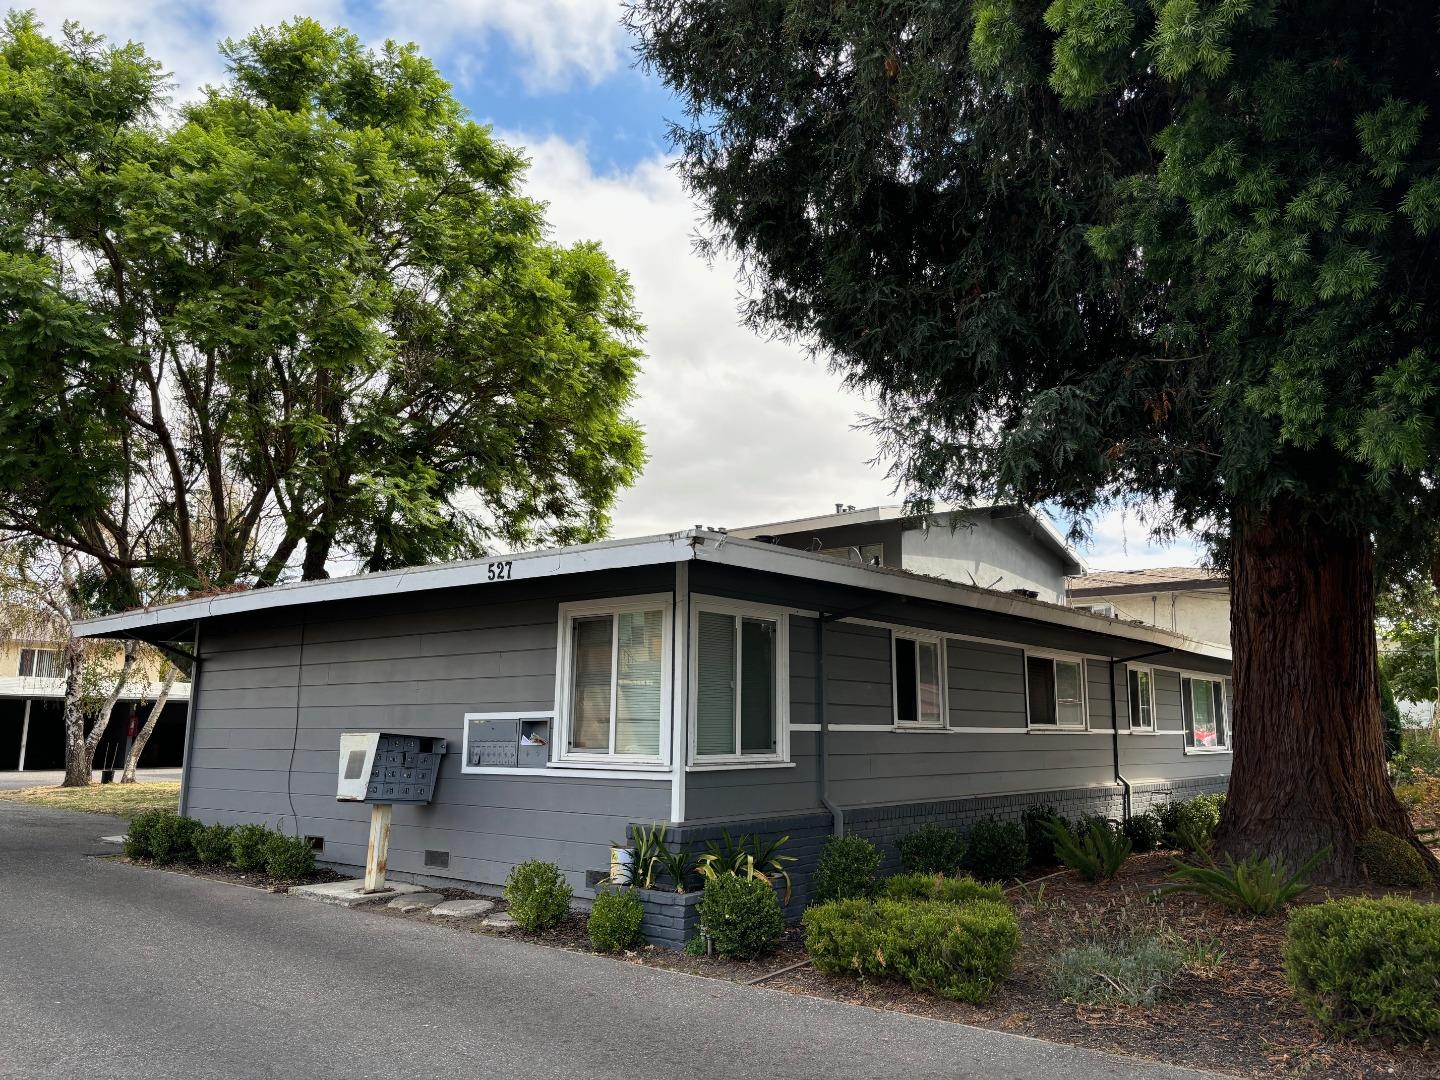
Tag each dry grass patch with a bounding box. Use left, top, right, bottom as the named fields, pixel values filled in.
left=0, top=782, right=180, bottom=818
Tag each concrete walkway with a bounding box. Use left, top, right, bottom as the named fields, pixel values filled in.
left=0, top=767, right=181, bottom=789
left=0, top=803, right=1224, bottom=1080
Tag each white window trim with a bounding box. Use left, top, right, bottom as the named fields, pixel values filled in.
left=1180, top=672, right=1232, bottom=754
left=553, top=593, right=673, bottom=768
left=1127, top=664, right=1157, bottom=734
left=891, top=628, right=948, bottom=729
left=17, top=647, right=60, bottom=678
left=687, top=596, right=791, bottom=766
left=1024, top=649, right=1090, bottom=730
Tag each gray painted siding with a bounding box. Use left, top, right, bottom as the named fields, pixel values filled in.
left=947, top=640, right=1026, bottom=729
left=187, top=589, right=670, bottom=893
left=1118, top=666, right=1234, bottom=782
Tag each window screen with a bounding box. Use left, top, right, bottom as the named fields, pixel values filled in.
left=894, top=635, right=942, bottom=725
left=1128, top=668, right=1153, bottom=730
left=695, top=611, right=779, bottom=758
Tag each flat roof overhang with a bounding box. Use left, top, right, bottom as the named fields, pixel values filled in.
left=74, top=529, right=1229, bottom=663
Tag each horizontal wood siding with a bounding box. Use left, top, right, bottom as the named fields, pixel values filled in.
left=947, top=640, right=1026, bottom=729
left=187, top=581, right=672, bottom=892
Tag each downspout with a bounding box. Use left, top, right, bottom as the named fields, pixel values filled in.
left=1109, top=645, right=1174, bottom=820
left=816, top=613, right=843, bottom=837
left=177, top=621, right=203, bottom=819
left=1108, top=657, right=1130, bottom=820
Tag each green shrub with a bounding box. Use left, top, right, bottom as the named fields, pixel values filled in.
left=229, top=824, right=271, bottom=873
left=1022, top=804, right=1065, bottom=867
left=1285, top=897, right=1440, bottom=1042
left=588, top=889, right=646, bottom=952
left=811, top=834, right=882, bottom=903
left=1356, top=828, right=1432, bottom=886
left=123, top=809, right=168, bottom=860
left=897, top=823, right=965, bottom=876
left=1161, top=849, right=1321, bottom=915
left=963, top=817, right=1027, bottom=882
left=1393, top=729, right=1440, bottom=781
left=261, top=832, right=316, bottom=880
left=881, top=872, right=1003, bottom=905
left=1173, top=794, right=1225, bottom=851
left=1154, top=800, right=1182, bottom=845
left=1122, top=809, right=1165, bottom=854
left=193, top=823, right=235, bottom=867
left=698, top=871, right=784, bottom=960
left=1048, top=817, right=1131, bottom=883
left=1051, top=932, right=1187, bottom=1006
left=147, top=813, right=202, bottom=865
left=504, top=860, right=574, bottom=930
left=804, top=896, right=1020, bottom=1003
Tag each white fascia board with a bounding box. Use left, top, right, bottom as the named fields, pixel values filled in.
left=693, top=533, right=1230, bottom=662
left=0, top=676, right=191, bottom=701
left=73, top=532, right=698, bottom=640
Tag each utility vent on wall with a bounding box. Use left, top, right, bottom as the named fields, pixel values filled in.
left=424, top=849, right=450, bottom=869
left=305, top=836, right=324, bottom=852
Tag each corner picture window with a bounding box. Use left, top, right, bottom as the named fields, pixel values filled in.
left=1128, top=667, right=1154, bottom=731
left=1027, top=655, right=1086, bottom=728
left=18, top=648, right=59, bottom=678
left=894, top=632, right=944, bottom=726
left=1181, top=675, right=1229, bottom=750
left=693, top=604, right=786, bottom=762
left=558, top=598, right=669, bottom=762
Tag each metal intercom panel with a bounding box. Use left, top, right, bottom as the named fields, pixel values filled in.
left=336, top=732, right=447, bottom=803
left=461, top=711, right=553, bottom=772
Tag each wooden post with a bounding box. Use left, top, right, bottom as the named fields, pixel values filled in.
left=364, top=802, right=393, bottom=893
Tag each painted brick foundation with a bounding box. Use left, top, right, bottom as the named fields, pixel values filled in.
left=630, top=774, right=1229, bottom=948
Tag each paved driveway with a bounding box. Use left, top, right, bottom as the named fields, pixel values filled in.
left=0, top=803, right=1222, bottom=1080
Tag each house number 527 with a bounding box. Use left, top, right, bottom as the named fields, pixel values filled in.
left=487, top=561, right=513, bottom=581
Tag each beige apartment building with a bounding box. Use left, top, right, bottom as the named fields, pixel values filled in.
left=0, top=635, right=190, bottom=771
left=1066, top=567, right=1231, bottom=648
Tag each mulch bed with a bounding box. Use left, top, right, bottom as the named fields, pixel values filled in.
left=766, top=855, right=1440, bottom=1079
left=116, top=855, right=344, bottom=892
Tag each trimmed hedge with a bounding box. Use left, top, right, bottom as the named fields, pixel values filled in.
left=897, top=823, right=965, bottom=876
left=504, top=861, right=573, bottom=931
left=149, top=813, right=202, bottom=864
left=698, top=872, right=784, bottom=960
left=229, top=824, right=271, bottom=873
left=588, top=889, right=646, bottom=952
left=1284, top=897, right=1440, bottom=1042
left=804, top=896, right=1020, bottom=1003
left=963, top=817, right=1027, bottom=883
left=880, top=872, right=1004, bottom=905
left=262, top=832, right=317, bottom=879
left=811, top=834, right=882, bottom=903
left=193, top=823, right=235, bottom=866
left=1122, top=809, right=1164, bottom=854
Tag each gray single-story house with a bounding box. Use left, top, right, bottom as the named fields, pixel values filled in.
left=76, top=529, right=1232, bottom=930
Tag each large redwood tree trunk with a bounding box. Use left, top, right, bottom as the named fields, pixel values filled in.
left=1219, top=498, right=1436, bottom=881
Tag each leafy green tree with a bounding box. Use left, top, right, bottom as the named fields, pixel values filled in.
left=0, top=14, right=644, bottom=601
left=1379, top=576, right=1439, bottom=730
left=629, top=0, right=1438, bottom=877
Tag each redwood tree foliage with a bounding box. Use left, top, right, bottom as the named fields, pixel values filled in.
left=629, top=0, right=1440, bottom=878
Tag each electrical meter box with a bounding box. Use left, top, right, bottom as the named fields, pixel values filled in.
left=336, top=732, right=447, bottom=803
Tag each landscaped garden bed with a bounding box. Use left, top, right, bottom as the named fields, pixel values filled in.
left=107, top=795, right=1440, bottom=1078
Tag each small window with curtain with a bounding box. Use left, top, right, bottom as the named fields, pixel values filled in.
left=893, top=631, right=944, bottom=726
left=692, top=601, right=788, bottom=763
left=556, top=596, right=671, bottom=765
left=1128, top=666, right=1155, bottom=731
left=1026, top=654, right=1087, bottom=728
left=1181, top=674, right=1230, bottom=751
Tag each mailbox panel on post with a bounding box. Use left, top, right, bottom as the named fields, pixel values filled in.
left=335, top=732, right=447, bottom=804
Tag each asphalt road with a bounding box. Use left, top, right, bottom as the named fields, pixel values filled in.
left=0, top=804, right=1222, bottom=1080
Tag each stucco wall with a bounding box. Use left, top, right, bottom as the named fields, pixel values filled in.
left=1085, top=590, right=1231, bottom=647
left=899, top=515, right=1070, bottom=602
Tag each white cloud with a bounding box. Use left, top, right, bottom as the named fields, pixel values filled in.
left=23, top=0, right=625, bottom=99
left=373, top=0, right=629, bottom=91
left=511, top=135, right=895, bottom=537
left=1072, top=504, right=1207, bottom=572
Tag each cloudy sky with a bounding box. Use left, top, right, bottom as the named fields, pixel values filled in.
left=21, top=1, right=1202, bottom=571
